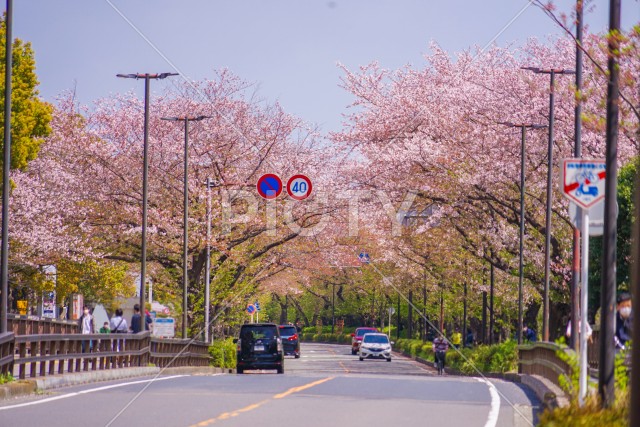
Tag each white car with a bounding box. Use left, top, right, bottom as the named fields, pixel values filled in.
left=359, top=333, right=393, bottom=362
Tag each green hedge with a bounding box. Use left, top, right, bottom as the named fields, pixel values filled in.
left=394, top=338, right=518, bottom=374
left=300, top=332, right=352, bottom=344
left=301, top=326, right=357, bottom=335
left=208, top=338, right=236, bottom=368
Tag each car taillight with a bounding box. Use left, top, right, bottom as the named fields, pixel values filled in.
left=236, top=339, right=241, bottom=351
left=288, top=334, right=298, bottom=341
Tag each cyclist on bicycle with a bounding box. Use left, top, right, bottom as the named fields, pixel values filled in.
left=432, top=334, right=449, bottom=375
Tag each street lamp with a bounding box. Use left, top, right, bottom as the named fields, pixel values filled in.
left=499, top=121, right=547, bottom=344
left=522, top=67, right=575, bottom=342
left=161, top=115, right=211, bottom=339
left=203, top=177, right=217, bottom=343
left=117, top=72, right=178, bottom=332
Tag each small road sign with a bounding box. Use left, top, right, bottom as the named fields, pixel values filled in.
left=246, top=304, right=256, bottom=314
left=358, top=252, right=370, bottom=264
left=152, top=318, right=175, bottom=338
left=562, top=159, right=606, bottom=209
left=256, top=174, right=283, bottom=199
left=286, top=174, right=313, bottom=200
left=255, top=302, right=261, bottom=312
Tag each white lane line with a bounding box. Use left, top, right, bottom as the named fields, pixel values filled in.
left=476, top=378, right=500, bottom=427
left=0, top=374, right=195, bottom=411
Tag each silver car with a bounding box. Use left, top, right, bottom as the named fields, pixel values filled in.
left=359, top=333, right=393, bottom=362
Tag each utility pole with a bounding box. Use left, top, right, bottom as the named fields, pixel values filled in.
left=598, top=0, right=620, bottom=408
left=0, top=0, right=13, bottom=334
left=570, top=0, right=585, bottom=354
left=490, top=260, right=495, bottom=344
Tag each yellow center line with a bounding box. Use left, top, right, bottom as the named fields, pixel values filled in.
left=273, top=376, right=334, bottom=399
left=188, top=377, right=335, bottom=427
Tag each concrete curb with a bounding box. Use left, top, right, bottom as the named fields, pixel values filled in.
left=35, top=367, right=161, bottom=390
left=0, top=366, right=233, bottom=400
left=0, top=380, right=37, bottom=399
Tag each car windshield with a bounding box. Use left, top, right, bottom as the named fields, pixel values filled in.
left=279, top=326, right=296, bottom=336
left=356, top=329, right=376, bottom=337
left=363, top=335, right=389, bottom=344
left=241, top=326, right=277, bottom=340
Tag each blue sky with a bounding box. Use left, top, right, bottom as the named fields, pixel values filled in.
left=11, top=1, right=640, bottom=133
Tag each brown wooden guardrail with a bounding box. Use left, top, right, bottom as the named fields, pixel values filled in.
left=518, top=342, right=574, bottom=389
left=150, top=337, right=210, bottom=368
left=0, top=331, right=211, bottom=380
left=0, top=332, right=14, bottom=376
left=8, top=313, right=79, bottom=335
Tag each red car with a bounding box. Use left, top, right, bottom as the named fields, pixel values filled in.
left=351, top=327, right=379, bottom=355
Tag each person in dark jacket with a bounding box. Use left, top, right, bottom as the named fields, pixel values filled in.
left=464, top=328, right=474, bottom=348
left=615, top=292, right=633, bottom=350
left=130, top=304, right=152, bottom=333
left=522, top=325, right=537, bottom=343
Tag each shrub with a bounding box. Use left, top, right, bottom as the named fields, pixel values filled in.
left=395, top=339, right=518, bottom=374
left=0, top=373, right=14, bottom=385
left=538, top=390, right=629, bottom=427
left=209, top=338, right=236, bottom=369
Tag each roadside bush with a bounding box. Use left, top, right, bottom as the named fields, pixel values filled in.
left=209, top=338, right=236, bottom=369
left=0, top=373, right=14, bottom=385
left=538, top=390, right=629, bottom=427
left=395, top=338, right=518, bottom=374
left=540, top=341, right=630, bottom=426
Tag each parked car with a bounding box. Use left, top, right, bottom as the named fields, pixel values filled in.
left=278, top=324, right=300, bottom=358
left=351, top=327, right=379, bottom=355
left=358, top=332, right=393, bottom=362
left=234, top=323, right=284, bottom=374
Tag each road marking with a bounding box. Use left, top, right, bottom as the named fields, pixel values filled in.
left=476, top=378, right=500, bottom=427
left=338, top=361, right=350, bottom=373
left=0, top=375, right=190, bottom=411
left=189, top=377, right=334, bottom=426
left=273, top=377, right=333, bottom=399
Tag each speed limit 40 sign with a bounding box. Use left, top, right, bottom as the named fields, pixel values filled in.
left=286, top=174, right=313, bottom=200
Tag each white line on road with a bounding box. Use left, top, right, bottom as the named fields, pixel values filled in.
left=0, top=374, right=195, bottom=411
left=476, top=378, right=500, bottom=427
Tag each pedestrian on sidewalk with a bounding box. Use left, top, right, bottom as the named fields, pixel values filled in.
left=522, top=325, right=537, bottom=343
left=130, top=304, right=151, bottom=333
left=451, top=328, right=462, bottom=349
left=110, top=308, right=128, bottom=357
left=464, top=328, right=474, bottom=348
left=615, top=292, right=633, bottom=351
left=99, top=321, right=110, bottom=334
left=79, top=305, right=95, bottom=353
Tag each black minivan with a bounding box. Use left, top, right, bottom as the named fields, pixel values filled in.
left=278, top=324, right=300, bottom=358
left=234, top=323, right=284, bottom=374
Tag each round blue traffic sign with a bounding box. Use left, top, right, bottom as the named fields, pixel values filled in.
left=257, top=174, right=283, bottom=200
left=246, top=304, right=256, bottom=314
left=286, top=174, right=313, bottom=200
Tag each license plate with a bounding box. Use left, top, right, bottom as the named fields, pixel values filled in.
left=254, top=345, right=265, bottom=352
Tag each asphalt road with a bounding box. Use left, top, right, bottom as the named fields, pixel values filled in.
left=0, top=343, right=540, bottom=427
